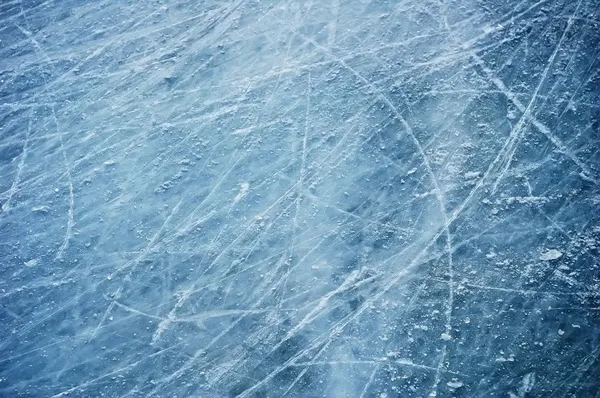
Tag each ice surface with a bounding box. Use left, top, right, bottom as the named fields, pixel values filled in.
left=0, top=0, right=599, bottom=397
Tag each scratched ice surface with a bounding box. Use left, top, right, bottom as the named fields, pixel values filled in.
left=1, top=0, right=599, bottom=397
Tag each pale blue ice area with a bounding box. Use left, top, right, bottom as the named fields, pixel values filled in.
left=0, top=0, right=599, bottom=396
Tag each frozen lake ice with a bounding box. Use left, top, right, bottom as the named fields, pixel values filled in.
left=0, top=0, right=599, bottom=396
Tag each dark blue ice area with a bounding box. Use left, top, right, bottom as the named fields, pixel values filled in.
left=1, top=0, right=599, bottom=397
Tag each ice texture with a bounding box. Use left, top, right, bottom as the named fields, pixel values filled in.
left=1, top=0, right=599, bottom=397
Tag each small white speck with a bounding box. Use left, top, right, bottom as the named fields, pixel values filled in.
left=539, top=249, right=563, bottom=261
left=447, top=381, right=463, bottom=389
left=24, top=259, right=39, bottom=267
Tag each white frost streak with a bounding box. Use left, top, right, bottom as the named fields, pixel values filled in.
left=52, top=109, right=75, bottom=260
left=1, top=109, right=32, bottom=213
